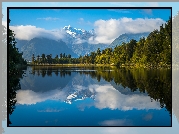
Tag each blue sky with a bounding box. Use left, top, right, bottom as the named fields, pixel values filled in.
left=9, top=8, right=171, bottom=31
left=6, top=8, right=171, bottom=44
left=1, top=1, right=179, bottom=134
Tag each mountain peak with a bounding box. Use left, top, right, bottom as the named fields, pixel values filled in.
left=110, top=32, right=150, bottom=48
left=62, top=25, right=95, bottom=40
left=63, top=25, right=71, bottom=30
left=63, top=25, right=86, bottom=33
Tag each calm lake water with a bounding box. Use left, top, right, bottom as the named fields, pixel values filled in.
left=9, top=66, right=171, bottom=126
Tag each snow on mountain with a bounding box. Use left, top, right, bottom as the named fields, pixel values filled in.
left=62, top=25, right=108, bottom=56
left=16, top=24, right=152, bottom=60
left=63, top=25, right=95, bottom=39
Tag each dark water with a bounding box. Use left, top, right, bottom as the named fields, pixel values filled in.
left=9, top=66, right=171, bottom=126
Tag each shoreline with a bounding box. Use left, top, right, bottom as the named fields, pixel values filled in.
left=27, top=63, right=171, bottom=69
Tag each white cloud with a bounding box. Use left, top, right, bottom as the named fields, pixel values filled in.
left=99, top=119, right=133, bottom=126
left=142, top=9, right=153, bottom=15
left=78, top=18, right=84, bottom=24
left=143, top=113, right=153, bottom=121
left=16, top=89, right=67, bottom=105
left=93, top=18, right=165, bottom=44
left=74, top=85, right=88, bottom=91
left=37, top=17, right=60, bottom=21
left=74, top=38, right=86, bottom=44
left=9, top=25, right=66, bottom=40
left=78, top=18, right=92, bottom=26
left=89, top=84, right=161, bottom=111
left=9, top=17, right=165, bottom=44
left=16, top=84, right=161, bottom=111
left=37, top=108, right=65, bottom=112
left=108, top=9, right=132, bottom=14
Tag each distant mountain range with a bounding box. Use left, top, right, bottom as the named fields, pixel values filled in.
left=110, top=32, right=150, bottom=48
left=16, top=25, right=150, bottom=61
left=16, top=37, right=78, bottom=61
left=63, top=25, right=95, bottom=39
left=62, top=25, right=108, bottom=56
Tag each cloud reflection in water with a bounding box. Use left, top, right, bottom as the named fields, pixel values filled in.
left=16, top=84, right=161, bottom=111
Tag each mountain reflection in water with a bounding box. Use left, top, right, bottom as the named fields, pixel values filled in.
left=9, top=66, right=171, bottom=126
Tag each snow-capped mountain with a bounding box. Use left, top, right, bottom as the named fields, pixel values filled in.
left=62, top=72, right=99, bottom=104
left=62, top=25, right=151, bottom=56
left=63, top=25, right=95, bottom=39
left=15, top=25, right=152, bottom=60
left=62, top=25, right=108, bottom=56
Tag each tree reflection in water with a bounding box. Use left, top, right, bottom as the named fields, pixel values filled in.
left=30, top=66, right=171, bottom=116
left=8, top=66, right=27, bottom=125
left=8, top=66, right=171, bottom=126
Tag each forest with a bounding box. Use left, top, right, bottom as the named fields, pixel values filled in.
left=31, top=17, right=171, bottom=68
left=8, top=19, right=27, bottom=124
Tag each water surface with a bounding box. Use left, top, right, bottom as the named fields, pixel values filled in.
left=9, top=66, right=171, bottom=126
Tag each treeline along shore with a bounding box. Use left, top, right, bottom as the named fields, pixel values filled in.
left=30, top=17, right=171, bottom=69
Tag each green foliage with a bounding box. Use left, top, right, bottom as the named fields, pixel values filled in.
left=88, top=67, right=171, bottom=115
left=77, top=18, right=170, bottom=68
left=31, top=17, right=171, bottom=68
left=8, top=19, right=27, bottom=125
left=9, top=31, right=27, bottom=67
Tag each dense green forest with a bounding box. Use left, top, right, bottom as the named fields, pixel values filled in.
left=31, top=17, right=171, bottom=68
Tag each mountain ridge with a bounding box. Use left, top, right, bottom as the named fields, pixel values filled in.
left=16, top=37, right=78, bottom=61
left=110, top=32, right=150, bottom=48
left=16, top=25, right=152, bottom=61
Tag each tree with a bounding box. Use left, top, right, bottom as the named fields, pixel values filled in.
left=8, top=19, right=26, bottom=125
left=55, top=55, right=59, bottom=64
left=32, top=54, right=35, bottom=64
left=125, top=39, right=137, bottom=62
left=63, top=53, right=66, bottom=58
left=41, top=54, right=46, bottom=64
left=60, top=53, right=63, bottom=58
left=131, top=37, right=145, bottom=64
left=37, top=55, right=40, bottom=64
left=46, top=54, right=52, bottom=64
left=89, top=52, right=96, bottom=64
left=68, top=54, right=71, bottom=58
left=9, top=23, right=27, bottom=67
left=97, top=48, right=101, bottom=55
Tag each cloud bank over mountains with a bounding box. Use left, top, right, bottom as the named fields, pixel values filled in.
left=8, top=17, right=165, bottom=44
left=9, top=25, right=66, bottom=40
left=93, top=18, right=165, bottom=44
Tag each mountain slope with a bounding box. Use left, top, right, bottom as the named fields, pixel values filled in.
left=62, top=26, right=150, bottom=55
left=16, top=37, right=78, bottom=61
left=15, top=26, right=151, bottom=60
left=62, top=25, right=108, bottom=56
left=63, top=25, right=95, bottom=39
left=110, top=32, right=150, bottom=48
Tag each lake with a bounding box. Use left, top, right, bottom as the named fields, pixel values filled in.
left=8, top=66, right=171, bottom=126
